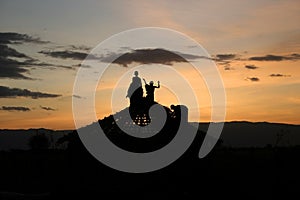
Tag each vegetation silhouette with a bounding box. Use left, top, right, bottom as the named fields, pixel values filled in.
left=28, top=131, right=50, bottom=151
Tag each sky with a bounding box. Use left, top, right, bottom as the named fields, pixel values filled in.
left=0, top=0, right=299, bottom=129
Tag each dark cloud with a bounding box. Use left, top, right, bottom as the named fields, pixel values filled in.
left=0, top=33, right=87, bottom=79
left=0, top=51, right=76, bottom=79
left=246, top=77, right=260, bottom=82
left=224, top=65, right=234, bottom=70
left=245, top=65, right=259, bottom=70
left=39, top=50, right=99, bottom=60
left=72, top=64, right=91, bottom=68
left=212, top=54, right=238, bottom=66
left=0, top=57, right=33, bottom=79
left=40, top=106, right=56, bottom=111
left=0, top=36, right=48, bottom=79
left=0, top=44, right=30, bottom=58
left=101, top=48, right=202, bottom=67
left=39, top=50, right=88, bottom=60
left=72, top=94, right=83, bottom=99
left=0, top=106, right=30, bottom=112
left=0, top=32, right=49, bottom=44
left=269, top=73, right=291, bottom=77
left=215, top=54, right=236, bottom=60
left=0, top=86, right=61, bottom=99
left=216, top=60, right=231, bottom=66
left=69, top=45, right=91, bottom=51
left=0, top=56, right=74, bottom=79
left=291, top=53, right=300, bottom=58
left=249, top=54, right=300, bottom=61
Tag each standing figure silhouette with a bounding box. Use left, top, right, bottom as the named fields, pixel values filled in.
left=126, top=71, right=143, bottom=107
left=143, top=78, right=160, bottom=104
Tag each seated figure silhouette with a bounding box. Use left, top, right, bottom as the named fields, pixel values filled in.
left=143, top=78, right=160, bottom=104
left=126, top=71, right=143, bottom=107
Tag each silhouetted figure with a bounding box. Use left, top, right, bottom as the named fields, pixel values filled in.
left=126, top=71, right=143, bottom=107
left=143, top=78, right=160, bottom=104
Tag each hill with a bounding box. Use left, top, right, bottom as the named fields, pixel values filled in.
left=0, top=121, right=299, bottom=151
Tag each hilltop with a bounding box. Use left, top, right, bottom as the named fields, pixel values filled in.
left=1, top=121, right=299, bottom=151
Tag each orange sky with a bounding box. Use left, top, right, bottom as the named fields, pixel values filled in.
left=0, top=0, right=299, bottom=129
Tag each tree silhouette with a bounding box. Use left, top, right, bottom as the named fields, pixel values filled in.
left=28, top=132, right=50, bottom=150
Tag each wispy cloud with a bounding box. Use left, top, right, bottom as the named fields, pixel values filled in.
left=39, top=50, right=89, bottom=60
left=224, top=65, right=234, bottom=70
left=72, top=94, right=83, bottom=99
left=246, top=77, right=260, bottom=82
left=0, top=106, right=30, bottom=112
left=39, top=49, right=99, bottom=60
left=245, top=65, right=259, bottom=70
left=212, top=53, right=238, bottom=66
left=68, top=45, right=91, bottom=51
left=0, top=44, right=30, bottom=58
left=0, top=86, right=61, bottom=99
left=0, top=57, right=33, bottom=80
left=0, top=32, right=49, bottom=44
left=215, top=54, right=236, bottom=61
left=40, top=105, right=56, bottom=111
left=269, top=73, right=291, bottom=77
left=249, top=54, right=300, bottom=61
left=0, top=32, right=53, bottom=79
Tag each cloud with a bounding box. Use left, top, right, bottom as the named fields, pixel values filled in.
left=212, top=54, right=238, bottom=66
left=72, top=94, right=83, bottom=99
left=72, top=64, right=91, bottom=68
left=245, top=65, right=259, bottom=70
left=0, top=33, right=49, bottom=80
left=0, top=32, right=90, bottom=79
left=269, top=73, right=291, bottom=77
left=100, top=48, right=202, bottom=67
left=0, top=45, right=75, bottom=79
left=0, top=57, right=33, bottom=79
left=0, top=43, right=44, bottom=79
left=0, top=56, right=74, bottom=79
left=249, top=54, right=300, bottom=61
left=39, top=50, right=99, bottom=60
left=0, top=106, right=30, bottom=112
left=39, top=50, right=88, bottom=60
left=0, top=32, right=49, bottom=44
left=0, top=86, right=61, bottom=99
left=40, top=106, right=56, bottom=111
left=0, top=44, right=30, bottom=58
left=69, top=45, right=91, bottom=51
left=215, top=54, right=236, bottom=60
left=246, top=77, right=260, bottom=82
left=224, top=65, right=234, bottom=70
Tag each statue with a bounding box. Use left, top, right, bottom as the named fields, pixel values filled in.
left=126, top=71, right=143, bottom=107
left=143, top=78, right=160, bottom=104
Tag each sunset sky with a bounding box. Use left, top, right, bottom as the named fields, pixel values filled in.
left=0, top=0, right=300, bottom=130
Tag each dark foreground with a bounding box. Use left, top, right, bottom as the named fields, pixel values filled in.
left=0, top=143, right=300, bottom=199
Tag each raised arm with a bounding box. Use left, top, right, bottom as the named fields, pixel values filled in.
left=143, top=78, right=147, bottom=85
left=155, top=81, right=160, bottom=88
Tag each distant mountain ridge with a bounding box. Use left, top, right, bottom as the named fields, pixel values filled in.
left=194, top=121, right=300, bottom=147
left=0, top=121, right=299, bottom=151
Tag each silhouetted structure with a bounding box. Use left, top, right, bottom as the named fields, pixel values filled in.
left=92, top=72, right=190, bottom=152
left=126, top=71, right=143, bottom=108
left=143, top=78, right=160, bottom=104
